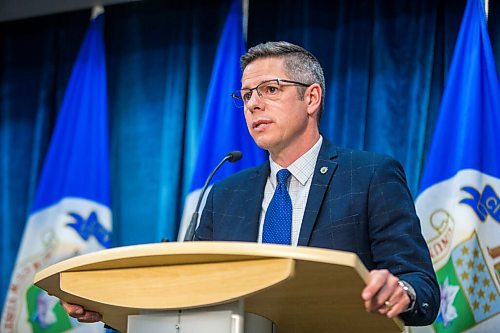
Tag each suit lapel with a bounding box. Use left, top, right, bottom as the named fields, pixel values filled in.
left=298, top=140, right=338, bottom=246
left=235, top=162, right=269, bottom=241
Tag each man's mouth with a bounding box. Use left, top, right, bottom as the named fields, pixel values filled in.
left=252, top=119, right=272, bottom=131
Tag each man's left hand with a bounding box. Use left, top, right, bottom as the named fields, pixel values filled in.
left=361, top=269, right=410, bottom=318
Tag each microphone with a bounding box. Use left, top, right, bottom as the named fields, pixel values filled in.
left=183, top=151, right=243, bottom=241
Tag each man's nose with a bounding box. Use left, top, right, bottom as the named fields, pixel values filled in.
left=246, top=91, right=263, bottom=110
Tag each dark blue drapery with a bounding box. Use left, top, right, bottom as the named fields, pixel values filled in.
left=1, top=0, right=499, bottom=310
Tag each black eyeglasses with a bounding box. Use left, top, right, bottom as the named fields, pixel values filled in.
left=231, top=79, right=312, bottom=108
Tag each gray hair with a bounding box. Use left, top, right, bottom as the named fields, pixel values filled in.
left=241, top=41, right=325, bottom=119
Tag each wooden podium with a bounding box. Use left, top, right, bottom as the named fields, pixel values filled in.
left=34, top=242, right=404, bottom=332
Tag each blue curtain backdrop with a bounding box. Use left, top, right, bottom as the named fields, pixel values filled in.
left=1, top=0, right=499, bottom=310
left=247, top=0, right=500, bottom=195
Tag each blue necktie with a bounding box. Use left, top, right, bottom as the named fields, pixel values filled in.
left=263, top=169, right=292, bottom=245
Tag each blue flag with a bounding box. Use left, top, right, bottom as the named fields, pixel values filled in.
left=415, top=0, right=500, bottom=332
left=1, top=12, right=111, bottom=333
left=178, top=0, right=266, bottom=239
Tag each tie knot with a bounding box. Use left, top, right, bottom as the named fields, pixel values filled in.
left=276, top=169, right=291, bottom=186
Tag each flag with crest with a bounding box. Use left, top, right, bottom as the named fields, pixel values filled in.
left=1, top=9, right=111, bottom=333
left=414, top=0, right=500, bottom=332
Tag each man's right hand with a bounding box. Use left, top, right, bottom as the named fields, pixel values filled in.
left=61, top=301, right=102, bottom=323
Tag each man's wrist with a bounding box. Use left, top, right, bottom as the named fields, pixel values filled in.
left=398, top=280, right=416, bottom=313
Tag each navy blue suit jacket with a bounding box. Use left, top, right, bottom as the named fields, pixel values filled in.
left=195, top=139, right=439, bottom=326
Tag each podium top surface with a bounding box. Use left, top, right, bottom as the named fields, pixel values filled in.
left=35, top=241, right=365, bottom=280
left=34, top=242, right=404, bottom=333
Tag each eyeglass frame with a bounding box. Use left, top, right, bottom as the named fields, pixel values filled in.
left=231, top=78, right=312, bottom=108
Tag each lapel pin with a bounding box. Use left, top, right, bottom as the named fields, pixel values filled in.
left=320, top=166, right=328, bottom=174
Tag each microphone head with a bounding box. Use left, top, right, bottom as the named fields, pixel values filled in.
left=227, top=150, right=243, bottom=162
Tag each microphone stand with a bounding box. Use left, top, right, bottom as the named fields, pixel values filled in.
left=183, top=151, right=242, bottom=241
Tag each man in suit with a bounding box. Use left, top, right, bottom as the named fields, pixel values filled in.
left=194, top=41, right=439, bottom=326
left=63, top=41, right=439, bottom=326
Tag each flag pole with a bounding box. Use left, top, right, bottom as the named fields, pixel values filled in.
left=91, top=5, right=104, bottom=20
left=242, top=0, right=249, bottom=43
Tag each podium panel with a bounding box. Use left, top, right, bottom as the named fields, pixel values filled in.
left=128, top=301, right=245, bottom=333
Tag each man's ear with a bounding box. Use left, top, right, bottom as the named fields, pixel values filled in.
left=306, top=83, right=322, bottom=117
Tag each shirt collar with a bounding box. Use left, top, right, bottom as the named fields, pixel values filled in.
left=269, top=135, right=323, bottom=186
